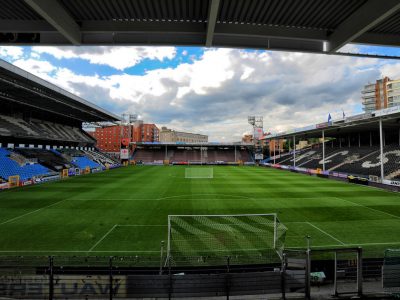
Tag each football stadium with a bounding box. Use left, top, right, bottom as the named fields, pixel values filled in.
left=2, top=0, right=400, bottom=299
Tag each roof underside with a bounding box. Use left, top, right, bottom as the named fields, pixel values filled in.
left=1, top=0, right=400, bottom=58
left=0, top=60, right=120, bottom=122
left=265, top=113, right=400, bottom=140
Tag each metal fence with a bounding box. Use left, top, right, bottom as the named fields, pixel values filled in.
left=0, top=247, right=397, bottom=299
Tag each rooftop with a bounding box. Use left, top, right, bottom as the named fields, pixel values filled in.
left=1, top=0, right=400, bottom=58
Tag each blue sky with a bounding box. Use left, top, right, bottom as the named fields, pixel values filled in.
left=0, top=44, right=400, bottom=141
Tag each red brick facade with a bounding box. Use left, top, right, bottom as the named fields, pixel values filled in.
left=89, top=123, right=159, bottom=153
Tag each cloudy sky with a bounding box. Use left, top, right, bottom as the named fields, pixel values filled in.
left=1, top=45, right=400, bottom=142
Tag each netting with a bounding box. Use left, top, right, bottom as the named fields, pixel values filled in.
left=167, top=214, right=287, bottom=266
left=185, top=168, right=213, bottom=178
left=383, top=249, right=400, bottom=294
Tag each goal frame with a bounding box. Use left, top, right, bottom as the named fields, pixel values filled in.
left=166, top=213, right=279, bottom=259
left=184, top=167, right=214, bottom=179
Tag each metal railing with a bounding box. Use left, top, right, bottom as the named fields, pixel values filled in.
left=0, top=247, right=397, bottom=299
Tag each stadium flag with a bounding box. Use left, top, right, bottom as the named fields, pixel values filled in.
left=327, top=113, right=332, bottom=124
left=342, top=109, right=346, bottom=119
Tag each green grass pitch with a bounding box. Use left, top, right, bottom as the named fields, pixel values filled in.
left=0, top=165, right=400, bottom=260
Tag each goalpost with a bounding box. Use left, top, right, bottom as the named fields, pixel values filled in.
left=166, top=213, right=287, bottom=266
left=185, top=168, right=213, bottom=179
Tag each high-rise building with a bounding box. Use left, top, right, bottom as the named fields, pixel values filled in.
left=268, top=139, right=285, bottom=157
left=242, top=134, right=253, bottom=143
left=387, top=79, right=400, bottom=109
left=159, top=127, right=208, bottom=143
left=362, top=77, right=400, bottom=112
left=89, top=122, right=159, bottom=155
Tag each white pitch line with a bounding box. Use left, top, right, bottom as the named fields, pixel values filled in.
left=306, top=222, right=346, bottom=245
left=332, top=196, right=400, bottom=220
left=64, top=196, right=324, bottom=201
left=0, top=199, right=66, bottom=226
left=344, top=241, right=400, bottom=246
left=3, top=241, right=400, bottom=253
left=117, top=224, right=167, bottom=227
left=88, top=224, right=117, bottom=252
left=0, top=250, right=160, bottom=253
left=67, top=193, right=255, bottom=201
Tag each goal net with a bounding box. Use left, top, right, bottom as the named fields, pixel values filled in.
left=383, top=249, right=400, bottom=294
left=185, top=168, right=213, bottom=179
left=167, top=214, right=287, bottom=266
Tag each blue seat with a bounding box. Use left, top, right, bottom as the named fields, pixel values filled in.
left=0, top=148, right=52, bottom=181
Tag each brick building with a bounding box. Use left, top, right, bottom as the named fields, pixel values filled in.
left=89, top=122, right=159, bottom=154
left=159, top=127, right=208, bottom=143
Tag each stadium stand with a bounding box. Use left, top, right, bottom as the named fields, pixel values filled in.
left=133, top=147, right=165, bottom=163
left=239, top=149, right=254, bottom=163
left=270, top=143, right=400, bottom=179
left=0, top=59, right=121, bottom=189
left=0, top=114, right=94, bottom=143
left=133, top=145, right=253, bottom=164
left=15, top=148, right=73, bottom=171
left=0, top=148, right=55, bottom=181
left=57, top=148, right=116, bottom=169
left=71, top=156, right=100, bottom=169
left=83, top=149, right=120, bottom=167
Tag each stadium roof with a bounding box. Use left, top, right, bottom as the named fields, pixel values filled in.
left=263, top=106, right=400, bottom=140
left=132, top=142, right=253, bottom=147
left=0, top=59, right=121, bottom=122
left=1, top=0, right=400, bottom=58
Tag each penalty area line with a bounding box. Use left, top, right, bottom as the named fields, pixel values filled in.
left=117, top=224, right=167, bottom=227
left=0, top=199, right=67, bottom=226
left=306, top=222, right=346, bottom=245
left=332, top=196, right=400, bottom=220
left=0, top=250, right=161, bottom=253
left=88, top=224, right=117, bottom=252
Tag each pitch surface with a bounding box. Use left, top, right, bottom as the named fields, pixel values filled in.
left=0, top=166, right=399, bottom=259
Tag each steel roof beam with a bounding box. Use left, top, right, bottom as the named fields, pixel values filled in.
left=327, top=0, right=400, bottom=52
left=205, top=0, right=221, bottom=47
left=24, top=0, right=81, bottom=45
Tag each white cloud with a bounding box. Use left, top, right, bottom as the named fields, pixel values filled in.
left=0, top=46, right=24, bottom=60
left=2, top=47, right=395, bottom=141
left=13, top=58, right=56, bottom=77
left=31, top=46, right=177, bottom=70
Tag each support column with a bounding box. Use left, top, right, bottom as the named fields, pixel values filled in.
left=399, top=128, right=400, bottom=146
left=358, top=133, right=361, bottom=148
left=348, top=134, right=351, bottom=148
left=165, top=145, right=168, bottom=160
left=339, top=136, right=342, bottom=148
left=293, top=136, right=296, bottom=168
left=357, top=247, right=363, bottom=297
left=384, top=129, right=386, bottom=147
left=234, top=145, right=237, bottom=162
left=277, top=139, right=280, bottom=159
left=322, top=130, right=325, bottom=171
left=379, top=119, right=384, bottom=181
left=370, top=131, right=372, bottom=147
left=273, top=140, right=276, bottom=165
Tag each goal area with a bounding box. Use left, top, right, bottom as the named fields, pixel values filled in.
left=166, top=213, right=287, bottom=266
left=185, top=168, right=213, bottom=179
